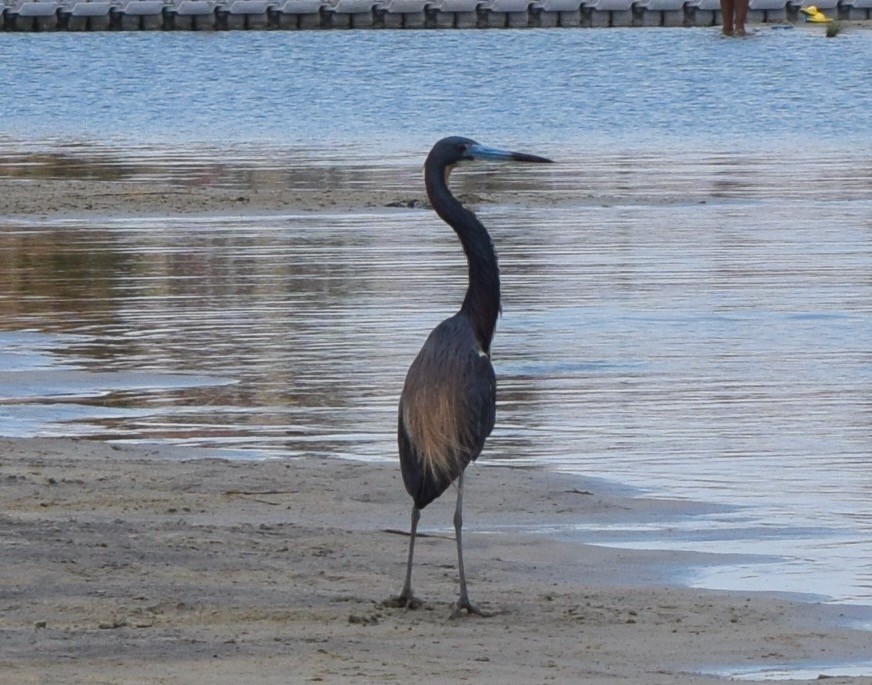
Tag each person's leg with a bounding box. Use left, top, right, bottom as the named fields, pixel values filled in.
left=720, top=0, right=735, bottom=34
left=734, top=0, right=748, bottom=35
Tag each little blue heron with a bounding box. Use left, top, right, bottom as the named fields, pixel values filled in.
left=386, top=136, right=552, bottom=617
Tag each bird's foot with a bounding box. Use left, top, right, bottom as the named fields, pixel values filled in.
left=382, top=594, right=423, bottom=610
left=450, top=596, right=492, bottom=619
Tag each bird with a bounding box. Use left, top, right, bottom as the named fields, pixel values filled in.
left=385, top=136, right=552, bottom=617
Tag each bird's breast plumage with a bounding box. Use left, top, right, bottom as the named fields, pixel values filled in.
left=398, top=315, right=497, bottom=509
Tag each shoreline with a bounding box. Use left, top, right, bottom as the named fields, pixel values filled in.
left=2, top=437, right=871, bottom=684
left=3, top=138, right=871, bottom=220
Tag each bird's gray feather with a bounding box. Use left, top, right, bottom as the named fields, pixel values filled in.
left=398, top=314, right=496, bottom=509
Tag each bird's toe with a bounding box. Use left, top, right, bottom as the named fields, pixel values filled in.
left=450, top=598, right=492, bottom=619
left=382, top=594, right=423, bottom=610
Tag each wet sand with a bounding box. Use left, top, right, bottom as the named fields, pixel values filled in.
left=3, top=139, right=871, bottom=219
left=0, top=177, right=372, bottom=217
left=2, top=437, right=871, bottom=684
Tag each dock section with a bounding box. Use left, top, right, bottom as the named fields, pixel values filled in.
left=1, top=0, right=868, bottom=30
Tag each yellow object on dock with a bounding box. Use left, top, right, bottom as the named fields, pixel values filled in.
left=800, top=5, right=833, bottom=21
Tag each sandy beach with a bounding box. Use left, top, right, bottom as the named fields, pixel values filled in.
left=0, top=436, right=870, bottom=684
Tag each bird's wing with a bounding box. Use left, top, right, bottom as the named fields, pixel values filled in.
left=398, top=319, right=496, bottom=509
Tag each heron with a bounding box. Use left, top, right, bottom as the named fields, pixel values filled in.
left=385, top=136, right=552, bottom=617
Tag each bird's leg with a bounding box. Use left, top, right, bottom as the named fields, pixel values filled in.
left=384, top=506, right=423, bottom=609
left=450, top=472, right=488, bottom=618
left=399, top=506, right=422, bottom=604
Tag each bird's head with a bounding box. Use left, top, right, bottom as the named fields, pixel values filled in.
left=427, top=136, right=553, bottom=182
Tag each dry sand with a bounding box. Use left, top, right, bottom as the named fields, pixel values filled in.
left=2, top=437, right=871, bottom=685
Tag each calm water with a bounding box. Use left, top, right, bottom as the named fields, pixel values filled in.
left=0, top=27, right=870, bottom=147
left=1, top=28, right=871, bottom=614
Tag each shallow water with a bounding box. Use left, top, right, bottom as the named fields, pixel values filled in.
left=1, top=27, right=871, bottom=614
left=1, top=142, right=870, bottom=609
left=714, top=658, right=872, bottom=681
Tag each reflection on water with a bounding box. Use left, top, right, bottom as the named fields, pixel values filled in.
left=1, top=142, right=871, bottom=607
left=3, top=138, right=872, bottom=205
left=0, top=140, right=418, bottom=195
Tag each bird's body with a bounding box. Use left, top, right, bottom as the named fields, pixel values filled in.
left=398, top=313, right=496, bottom=509
left=386, top=136, right=551, bottom=617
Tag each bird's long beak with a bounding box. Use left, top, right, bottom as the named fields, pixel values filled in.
left=466, top=143, right=553, bottom=164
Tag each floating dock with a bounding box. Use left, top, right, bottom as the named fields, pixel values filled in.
left=1, top=0, right=869, bottom=30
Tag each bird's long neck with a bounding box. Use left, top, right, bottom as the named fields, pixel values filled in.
left=425, top=163, right=500, bottom=354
